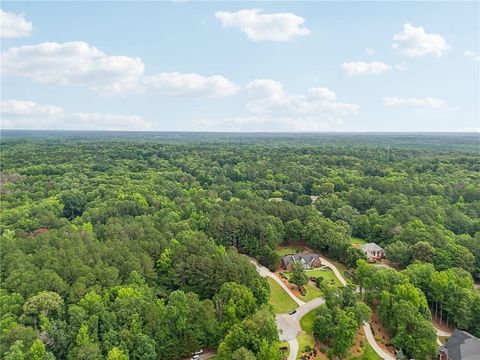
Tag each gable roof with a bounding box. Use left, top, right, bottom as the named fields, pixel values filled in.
left=282, top=254, right=320, bottom=266
left=361, top=242, right=384, bottom=253
left=440, top=329, right=480, bottom=360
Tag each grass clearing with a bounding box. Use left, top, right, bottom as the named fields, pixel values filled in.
left=351, top=236, right=367, bottom=245
left=267, top=277, right=298, bottom=314
left=276, top=246, right=304, bottom=257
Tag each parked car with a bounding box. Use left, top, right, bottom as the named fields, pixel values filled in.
left=288, top=310, right=297, bottom=315
left=191, top=356, right=200, bottom=360
left=193, top=349, right=203, bottom=355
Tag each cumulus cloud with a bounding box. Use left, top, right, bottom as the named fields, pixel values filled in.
left=342, top=61, right=392, bottom=76
left=1, top=99, right=151, bottom=130
left=383, top=96, right=458, bottom=115
left=0, top=9, right=32, bottom=38
left=246, top=79, right=358, bottom=115
left=143, top=72, right=238, bottom=97
left=465, top=50, right=480, bottom=61
left=215, top=9, right=309, bottom=42
left=195, top=80, right=358, bottom=131
left=392, top=23, right=449, bottom=57
left=1, top=41, right=238, bottom=97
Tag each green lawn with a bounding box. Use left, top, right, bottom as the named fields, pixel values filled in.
left=267, top=277, right=298, bottom=314
left=351, top=236, right=367, bottom=245
left=305, top=269, right=343, bottom=288
left=348, top=343, right=381, bottom=360
left=297, top=334, right=315, bottom=359
left=300, top=309, right=317, bottom=333
left=279, top=341, right=290, bottom=358
left=297, top=310, right=317, bottom=359
left=281, top=271, right=323, bottom=301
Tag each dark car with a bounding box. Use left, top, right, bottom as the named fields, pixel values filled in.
left=288, top=310, right=297, bottom=315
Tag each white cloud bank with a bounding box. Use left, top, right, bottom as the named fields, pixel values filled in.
left=1, top=100, right=151, bottom=130
left=393, top=23, right=449, bottom=57
left=195, top=80, right=359, bottom=131
left=0, top=9, right=32, bottom=38
left=383, top=96, right=458, bottom=115
left=215, top=9, right=309, bottom=42
left=0, top=41, right=238, bottom=96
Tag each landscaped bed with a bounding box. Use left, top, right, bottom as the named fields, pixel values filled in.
left=280, top=271, right=323, bottom=301
left=266, top=277, right=298, bottom=314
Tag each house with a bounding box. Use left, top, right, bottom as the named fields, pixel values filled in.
left=438, top=329, right=480, bottom=360
left=361, top=243, right=385, bottom=262
left=281, top=254, right=321, bottom=270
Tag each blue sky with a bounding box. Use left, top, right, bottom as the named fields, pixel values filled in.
left=1, top=1, right=479, bottom=132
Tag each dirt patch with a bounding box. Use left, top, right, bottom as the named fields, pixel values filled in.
left=370, top=308, right=396, bottom=356
left=431, top=311, right=454, bottom=333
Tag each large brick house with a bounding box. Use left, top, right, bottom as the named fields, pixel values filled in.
left=281, top=254, right=321, bottom=270
left=361, top=242, right=385, bottom=262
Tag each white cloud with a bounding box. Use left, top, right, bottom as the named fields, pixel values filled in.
left=342, top=61, right=392, bottom=76
left=215, top=9, right=309, bottom=42
left=143, top=72, right=238, bottom=97
left=195, top=80, right=358, bottom=131
left=1, top=41, right=238, bottom=97
left=383, top=96, right=458, bottom=115
left=0, top=10, right=32, bottom=38
left=465, top=50, right=480, bottom=61
left=246, top=79, right=358, bottom=115
left=1, top=99, right=151, bottom=130
left=392, top=23, right=449, bottom=57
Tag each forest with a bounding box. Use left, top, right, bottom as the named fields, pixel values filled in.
left=0, top=131, right=479, bottom=360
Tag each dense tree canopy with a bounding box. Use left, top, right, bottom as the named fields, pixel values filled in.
left=1, top=132, right=479, bottom=358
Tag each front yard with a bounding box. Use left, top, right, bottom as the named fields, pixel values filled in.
left=279, top=268, right=342, bottom=302
left=267, top=277, right=298, bottom=314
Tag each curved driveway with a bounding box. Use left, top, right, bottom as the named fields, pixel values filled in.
left=251, top=260, right=305, bottom=306
left=363, top=323, right=396, bottom=360
left=251, top=257, right=395, bottom=360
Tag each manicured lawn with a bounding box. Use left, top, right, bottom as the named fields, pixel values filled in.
left=301, top=283, right=322, bottom=301
left=297, top=310, right=317, bottom=359
left=306, top=269, right=343, bottom=288
left=300, top=309, right=317, bottom=334
left=267, top=277, right=298, bottom=314
left=297, top=334, right=315, bottom=359
left=351, top=236, right=367, bottom=245
left=348, top=343, right=381, bottom=360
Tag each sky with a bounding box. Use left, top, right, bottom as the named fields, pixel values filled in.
left=1, top=1, right=479, bottom=132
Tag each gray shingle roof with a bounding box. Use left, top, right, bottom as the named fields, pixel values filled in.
left=282, top=254, right=320, bottom=267
left=441, top=329, right=480, bottom=360
left=361, top=242, right=384, bottom=253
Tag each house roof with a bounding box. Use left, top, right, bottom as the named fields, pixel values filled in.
left=440, top=329, right=480, bottom=360
left=361, top=242, right=384, bottom=253
left=282, top=254, right=320, bottom=266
